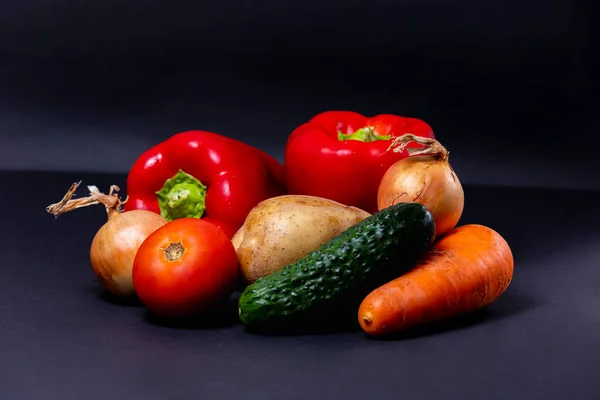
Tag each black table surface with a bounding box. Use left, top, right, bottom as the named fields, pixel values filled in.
left=1, top=171, right=599, bottom=400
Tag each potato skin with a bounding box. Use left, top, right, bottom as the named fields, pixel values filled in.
left=232, top=195, right=371, bottom=284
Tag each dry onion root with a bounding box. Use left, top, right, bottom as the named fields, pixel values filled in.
left=46, top=182, right=167, bottom=297
left=378, top=134, right=464, bottom=238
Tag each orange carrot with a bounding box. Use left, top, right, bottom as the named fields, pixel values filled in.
left=358, top=224, right=514, bottom=336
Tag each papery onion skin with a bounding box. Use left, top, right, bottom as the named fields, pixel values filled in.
left=46, top=182, right=168, bottom=298
left=90, top=210, right=167, bottom=297
left=377, top=135, right=464, bottom=238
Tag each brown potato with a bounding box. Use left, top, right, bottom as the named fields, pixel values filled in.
left=232, top=195, right=371, bottom=285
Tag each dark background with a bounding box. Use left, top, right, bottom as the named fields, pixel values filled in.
left=0, top=0, right=598, bottom=188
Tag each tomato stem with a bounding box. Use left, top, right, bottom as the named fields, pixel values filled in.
left=163, top=241, right=185, bottom=261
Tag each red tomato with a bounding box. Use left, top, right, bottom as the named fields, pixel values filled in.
left=132, top=218, right=239, bottom=318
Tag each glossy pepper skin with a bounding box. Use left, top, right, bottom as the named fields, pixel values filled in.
left=284, top=111, right=435, bottom=214
left=124, top=130, right=286, bottom=238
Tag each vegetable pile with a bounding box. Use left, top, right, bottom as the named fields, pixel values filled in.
left=46, top=112, right=514, bottom=338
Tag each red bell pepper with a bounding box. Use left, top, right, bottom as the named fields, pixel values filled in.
left=124, top=130, right=286, bottom=238
left=284, top=111, right=435, bottom=214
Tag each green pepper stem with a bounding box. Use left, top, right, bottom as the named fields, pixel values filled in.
left=156, top=170, right=208, bottom=221
left=338, top=126, right=391, bottom=142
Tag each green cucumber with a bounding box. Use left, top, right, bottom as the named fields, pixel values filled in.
left=238, top=202, right=436, bottom=332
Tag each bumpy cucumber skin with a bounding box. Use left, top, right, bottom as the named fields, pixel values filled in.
left=238, top=202, right=436, bottom=330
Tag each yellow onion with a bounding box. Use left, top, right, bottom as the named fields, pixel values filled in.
left=378, top=134, right=464, bottom=238
left=46, top=182, right=167, bottom=297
